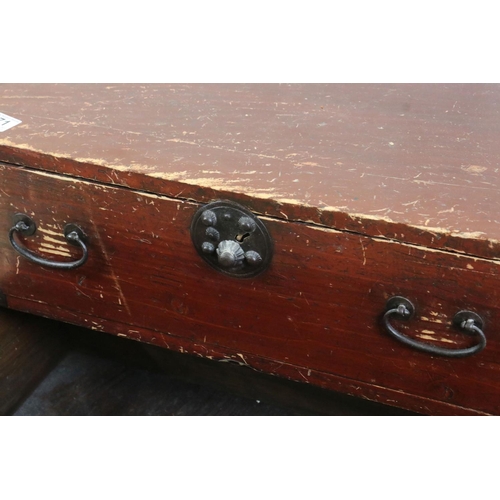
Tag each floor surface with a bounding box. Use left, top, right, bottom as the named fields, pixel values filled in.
left=15, top=349, right=294, bottom=416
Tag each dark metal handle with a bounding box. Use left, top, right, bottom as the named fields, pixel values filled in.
left=9, top=214, right=88, bottom=270
left=383, top=296, right=486, bottom=358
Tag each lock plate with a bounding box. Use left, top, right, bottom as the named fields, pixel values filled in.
left=190, top=200, right=273, bottom=278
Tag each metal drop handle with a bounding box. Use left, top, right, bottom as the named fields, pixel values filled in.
left=383, top=296, right=486, bottom=358
left=9, top=214, right=88, bottom=270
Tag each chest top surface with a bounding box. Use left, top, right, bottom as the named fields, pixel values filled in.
left=1, top=83, right=500, bottom=258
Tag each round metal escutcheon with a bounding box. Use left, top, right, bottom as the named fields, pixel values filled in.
left=63, top=223, right=88, bottom=246
left=190, top=200, right=273, bottom=278
left=385, top=296, right=415, bottom=319
left=13, top=213, right=37, bottom=236
left=453, top=310, right=484, bottom=332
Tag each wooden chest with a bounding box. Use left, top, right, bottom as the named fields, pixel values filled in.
left=1, top=84, right=500, bottom=415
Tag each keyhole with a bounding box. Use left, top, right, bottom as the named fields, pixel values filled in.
left=235, top=233, right=250, bottom=242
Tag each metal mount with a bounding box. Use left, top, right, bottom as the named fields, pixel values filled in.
left=383, top=296, right=486, bottom=358
left=190, top=200, right=273, bottom=278
left=9, top=214, right=89, bottom=270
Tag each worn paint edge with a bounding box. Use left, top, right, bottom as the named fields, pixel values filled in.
left=3, top=162, right=500, bottom=267
left=0, top=147, right=499, bottom=261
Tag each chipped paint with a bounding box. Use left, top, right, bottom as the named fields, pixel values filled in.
left=416, top=334, right=457, bottom=344
left=38, top=243, right=73, bottom=258
left=359, top=237, right=367, bottom=265
left=420, top=316, right=444, bottom=324
left=263, top=216, right=500, bottom=266
left=461, top=164, right=488, bottom=174
left=236, top=353, right=248, bottom=365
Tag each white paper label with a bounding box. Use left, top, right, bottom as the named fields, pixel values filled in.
left=0, top=112, right=22, bottom=132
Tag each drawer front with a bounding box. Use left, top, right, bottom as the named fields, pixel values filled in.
left=2, top=163, right=500, bottom=414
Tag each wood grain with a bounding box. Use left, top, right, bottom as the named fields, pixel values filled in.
left=1, top=84, right=500, bottom=259
left=1, top=163, right=499, bottom=415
